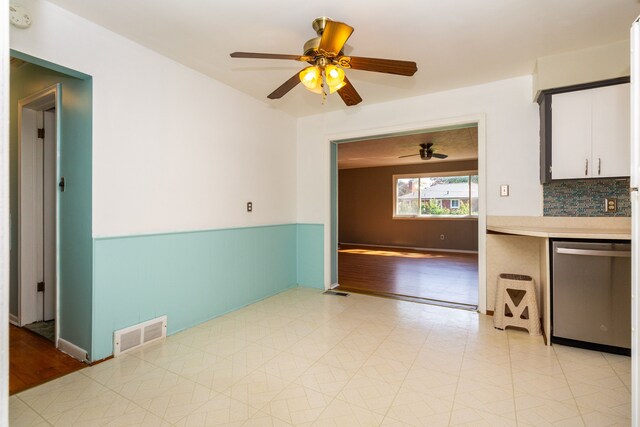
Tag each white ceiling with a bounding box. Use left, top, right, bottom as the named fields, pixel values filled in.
left=338, top=126, right=478, bottom=169
left=43, top=0, right=640, bottom=117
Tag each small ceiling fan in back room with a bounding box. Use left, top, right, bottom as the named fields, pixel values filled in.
left=230, top=17, right=418, bottom=106
left=399, top=143, right=449, bottom=161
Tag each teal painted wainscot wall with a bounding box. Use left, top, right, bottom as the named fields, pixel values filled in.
left=93, top=223, right=325, bottom=361
left=297, top=224, right=324, bottom=289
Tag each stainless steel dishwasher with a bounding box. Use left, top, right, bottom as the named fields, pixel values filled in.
left=552, top=240, right=631, bottom=355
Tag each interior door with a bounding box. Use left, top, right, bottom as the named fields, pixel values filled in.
left=20, top=103, right=56, bottom=325
left=43, top=109, right=56, bottom=320
left=20, top=107, right=40, bottom=325
left=34, top=110, right=44, bottom=321
left=33, top=109, right=56, bottom=322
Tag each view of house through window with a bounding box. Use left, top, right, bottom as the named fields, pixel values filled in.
left=395, top=174, right=479, bottom=217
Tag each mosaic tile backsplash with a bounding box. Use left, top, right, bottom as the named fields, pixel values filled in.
left=543, top=177, right=630, bottom=217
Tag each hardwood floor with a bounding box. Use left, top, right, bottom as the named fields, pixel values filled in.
left=337, top=244, right=478, bottom=307
left=9, top=324, right=86, bottom=395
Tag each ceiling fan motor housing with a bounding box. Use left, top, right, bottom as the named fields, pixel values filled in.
left=312, top=17, right=331, bottom=35
left=303, top=17, right=330, bottom=57
left=304, top=17, right=343, bottom=58
left=420, top=148, right=433, bottom=160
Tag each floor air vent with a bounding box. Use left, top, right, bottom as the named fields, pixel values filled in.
left=113, top=315, right=167, bottom=357
left=323, top=290, right=349, bottom=297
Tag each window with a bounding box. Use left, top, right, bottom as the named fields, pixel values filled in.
left=393, top=173, right=478, bottom=218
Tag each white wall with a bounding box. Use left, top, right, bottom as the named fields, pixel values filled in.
left=10, top=0, right=298, bottom=237
left=297, top=75, right=541, bottom=224
left=533, top=39, right=629, bottom=99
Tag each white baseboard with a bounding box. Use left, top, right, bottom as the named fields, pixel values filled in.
left=339, top=242, right=478, bottom=254
left=8, top=314, right=18, bottom=326
left=58, top=338, right=89, bottom=363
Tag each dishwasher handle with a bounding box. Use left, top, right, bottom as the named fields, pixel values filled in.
left=555, top=247, right=631, bottom=258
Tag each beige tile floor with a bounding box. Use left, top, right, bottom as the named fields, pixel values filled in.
left=9, top=287, right=631, bottom=426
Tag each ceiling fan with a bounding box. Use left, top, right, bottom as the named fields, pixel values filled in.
left=230, top=17, right=417, bottom=106
left=399, top=143, right=449, bottom=160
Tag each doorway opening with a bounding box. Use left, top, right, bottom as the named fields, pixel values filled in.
left=18, top=85, right=58, bottom=343
left=8, top=53, right=93, bottom=394
left=10, top=81, right=85, bottom=395
left=332, top=124, right=480, bottom=310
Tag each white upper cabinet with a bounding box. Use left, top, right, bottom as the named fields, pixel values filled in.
left=551, top=90, right=592, bottom=180
left=550, top=82, right=630, bottom=180
left=591, top=83, right=630, bottom=178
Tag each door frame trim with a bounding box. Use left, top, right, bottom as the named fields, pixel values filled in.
left=17, top=84, right=60, bottom=347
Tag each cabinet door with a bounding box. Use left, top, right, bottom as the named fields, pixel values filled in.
left=591, top=83, right=630, bottom=178
left=551, top=90, right=592, bottom=180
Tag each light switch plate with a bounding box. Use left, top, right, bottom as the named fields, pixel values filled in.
left=500, top=185, right=509, bottom=197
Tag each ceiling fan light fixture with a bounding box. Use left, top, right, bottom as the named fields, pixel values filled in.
left=230, top=17, right=417, bottom=106
left=299, top=66, right=322, bottom=93
left=325, top=64, right=346, bottom=93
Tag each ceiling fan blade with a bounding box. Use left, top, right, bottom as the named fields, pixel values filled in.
left=337, top=76, right=362, bottom=106
left=267, top=71, right=302, bottom=99
left=343, top=56, right=417, bottom=76
left=318, top=20, right=354, bottom=56
left=398, top=154, right=420, bottom=158
left=230, top=52, right=309, bottom=61
left=432, top=153, right=449, bottom=159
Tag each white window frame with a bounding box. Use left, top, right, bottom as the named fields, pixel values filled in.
left=392, top=170, right=479, bottom=219
left=450, top=199, right=460, bottom=209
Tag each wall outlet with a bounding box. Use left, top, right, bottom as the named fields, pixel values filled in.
left=246, top=202, right=253, bottom=212
left=605, top=198, right=617, bottom=213
left=500, top=185, right=509, bottom=197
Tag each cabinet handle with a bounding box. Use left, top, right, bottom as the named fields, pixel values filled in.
left=585, top=159, right=588, bottom=176
left=556, top=247, right=631, bottom=257
left=598, top=158, right=601, bottom=175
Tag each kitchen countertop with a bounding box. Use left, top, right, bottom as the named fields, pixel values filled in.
left=487, top=225, right=631, bottom=240
left=487, top=216, right=631, bottom=240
